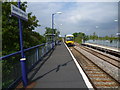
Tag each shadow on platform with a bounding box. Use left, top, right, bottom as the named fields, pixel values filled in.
left=29, top=60, right=72, bottom=84
left=28, top=48, right=55, bottom=82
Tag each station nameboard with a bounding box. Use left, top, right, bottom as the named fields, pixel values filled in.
left=11, top=4, right=28, bottom=20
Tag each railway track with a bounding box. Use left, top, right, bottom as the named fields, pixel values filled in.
left=69, top=46, right=120, bottom=89
left=76, top=43, right=120, bottom=69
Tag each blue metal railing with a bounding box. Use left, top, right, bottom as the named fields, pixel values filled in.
left=1, top=42, right=55, bottom=89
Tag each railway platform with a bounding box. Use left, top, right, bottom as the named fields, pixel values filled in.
left=25, top=42, right=89, bottom=88
left=82, top=43, right=120, bottom=57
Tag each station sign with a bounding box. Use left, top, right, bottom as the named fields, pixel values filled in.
left=11, top=4, right=28, bottom=21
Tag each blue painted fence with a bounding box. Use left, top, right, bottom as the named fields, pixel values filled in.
left=1, top=42, right=55, bottom=89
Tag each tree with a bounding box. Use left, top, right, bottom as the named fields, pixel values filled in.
left=2, top=2, right=45, bottom=55
left=44, top=27, right=59, bottom=42
left=73, top=32, right=88, bottom=44
left=2, top=2, right=46, bottom=88
left=45, top=27, right=57, bottom=34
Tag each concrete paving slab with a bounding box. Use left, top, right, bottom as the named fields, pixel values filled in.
left=28, top=42, right=88, bottom=88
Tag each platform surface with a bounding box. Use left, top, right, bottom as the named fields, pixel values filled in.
left=28, top=42, right=88, bottom=88
left=84, top=43, right=120, bottom=52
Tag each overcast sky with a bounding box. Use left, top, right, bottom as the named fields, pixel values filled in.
left=26, top=1, right=118, bottom=37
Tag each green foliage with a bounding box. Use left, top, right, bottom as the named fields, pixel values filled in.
left=2, top=2, right=46, bottom=88
left=73, top=32, right=88, bottom=44
left=45, top=27, right=57, bottom=34
left=89, top=33, right=118, bottom=41
left=89, top=32, right=98, bottom=40
left=2, top=2, right=45, bottom=55
left=98, top=36, right=118, bottom=41
left=45, top=27, right=53, bottom=34
left=44, top=27, right=60, bottom=42
left=73, top=31, right=118, bottom=44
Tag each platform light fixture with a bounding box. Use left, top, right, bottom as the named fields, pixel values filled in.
left=51, top=12, right=62, bottom=47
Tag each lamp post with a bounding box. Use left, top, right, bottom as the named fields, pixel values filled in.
left=52, top=12, right=62, bottom=30
left=114, top=19, right=119, bottom=49
left=55, top=23, right=62, bottom=44
left=95, top=26, right=99, bottom=43
left=52, top=12, right=62, bottom=47
left=116, top=33, right=120, bottom=49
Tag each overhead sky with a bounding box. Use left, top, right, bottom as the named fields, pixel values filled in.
left=26, top=1, right=119, bottom=37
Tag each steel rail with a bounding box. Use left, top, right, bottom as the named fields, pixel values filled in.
left=79, top=45, right=120, bottom=69
left=70, top=47, right=120, bottom=89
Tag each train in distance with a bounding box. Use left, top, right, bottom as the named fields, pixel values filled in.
left=65, top=34, right=74, bottom=46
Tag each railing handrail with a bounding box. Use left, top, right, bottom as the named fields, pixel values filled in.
left=1, top=51, right=21, bottom=60
left=0, top=42, right=52, bottom=60
left=2, top=41, right=55, bottom=89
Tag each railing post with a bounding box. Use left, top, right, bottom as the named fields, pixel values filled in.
left=52, top=14, right=54, bottom=49
left=51, top=43, right=52, bottom=49
left=53, top=41, right=54, bottom=48
left=42, top=46, right=44, bottom=57
left=36, top=48, right=39, bottom=61
left=46, top=43, right=48, bottom=53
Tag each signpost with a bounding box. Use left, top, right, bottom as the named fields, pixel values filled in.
left=11, top=4, right=28, bottom=20
left=11, top=1, right=28, bottom=87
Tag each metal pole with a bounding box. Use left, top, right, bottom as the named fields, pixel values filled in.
left=52, top=14, right=54, bottom=48
left=52, top=14, right=54, bottom=30
left=18, top=1, right=28, bottom=87
left=118, top=2, right=120, bottom=50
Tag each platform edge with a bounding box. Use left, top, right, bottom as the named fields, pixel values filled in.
left=64, top=43, right=94, bottom=90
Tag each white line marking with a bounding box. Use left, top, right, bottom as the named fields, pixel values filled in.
left=64, top=43, right=94, bottom=90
